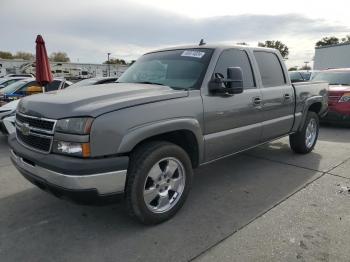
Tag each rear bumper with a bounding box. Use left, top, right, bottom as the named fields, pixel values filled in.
left=8, top=134, right=129, bottom=204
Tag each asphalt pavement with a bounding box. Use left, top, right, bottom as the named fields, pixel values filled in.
left=0, top=126, right=349, bottom=262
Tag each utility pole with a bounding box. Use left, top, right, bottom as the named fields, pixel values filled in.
left=107, top=52, right=111, bottom=77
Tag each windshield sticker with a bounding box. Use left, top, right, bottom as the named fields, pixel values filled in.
left=181, top=50, right=205, bottom=58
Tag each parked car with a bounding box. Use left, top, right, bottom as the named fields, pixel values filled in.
left=0, top=77, right=30, bottom=89
left=0, top=78, right=72, bottom=105
left=2, top=73, right=35, bottom=78
left=0, top=100, right=18, bottom=134
left=9, top=45, right=328, bottom=224
left=312, top=68, right=350, bottom=123
left=288, top=70, right=319, bottom=83
left=68, top=77, right=118, bottom=88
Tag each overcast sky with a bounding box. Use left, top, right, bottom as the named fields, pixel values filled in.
left=1, top=0, right=349, bottom=67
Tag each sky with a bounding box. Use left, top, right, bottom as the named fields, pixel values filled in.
left=1, top=0, right=350, bottom=68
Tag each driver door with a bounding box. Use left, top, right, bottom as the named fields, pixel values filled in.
left=203, top=49, right=263, bottom=162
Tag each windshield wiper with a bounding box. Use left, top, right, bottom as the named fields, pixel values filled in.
left=135, top=81, right=167, bottom=86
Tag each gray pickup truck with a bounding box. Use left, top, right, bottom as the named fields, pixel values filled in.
left=9, top=45, right=328, bottom=224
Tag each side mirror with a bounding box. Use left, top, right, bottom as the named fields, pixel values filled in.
left=226, top=67, right=243, bottom=94
left=209, top=67, right=244, bottom=95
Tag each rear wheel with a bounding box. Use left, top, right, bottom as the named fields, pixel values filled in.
left=289, top=111, right=319, bottom=154
left=126, top=141, right=193, bottom=224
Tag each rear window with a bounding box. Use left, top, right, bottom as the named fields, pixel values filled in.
left=254, top=51, right=286, bottom=87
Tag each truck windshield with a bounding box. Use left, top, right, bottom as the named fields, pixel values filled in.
left=117, top=49, right=214, bottom=90
left=312, top=71, right=350, bottom=86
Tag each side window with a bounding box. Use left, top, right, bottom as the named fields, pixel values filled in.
left=254, top=51, right=286, bottom=87
left=46, top=80, right=61, bottom=91
left=18, top=81, right=40, bottom=92
left=214, top=49, right=255, bottom=89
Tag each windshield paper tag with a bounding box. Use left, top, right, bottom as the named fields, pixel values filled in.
left=181, top=50, right=205, bottom=58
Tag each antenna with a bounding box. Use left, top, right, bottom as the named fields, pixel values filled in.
left=199, top=39, right=206, bottom=46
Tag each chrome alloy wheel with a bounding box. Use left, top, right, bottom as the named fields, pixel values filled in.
left=305, top=118, right=317, bottom=148
left=143, top=157, right=186, bottom=213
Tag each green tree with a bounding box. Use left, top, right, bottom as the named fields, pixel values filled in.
left=300, top=65, right=311, bottom=70
left=315, top=36, right=339, bottom=47
left=236, top=42, right=248, bottom=46
left=104, top=58, right=127, bottom=65
left=258, top=40, right=289, bottom=58
left=288, top=67, right=298, bottom=71
left=341, top=35, right=350, bottom=43
left=0, top=51, right=13, bottom=59
left=49, top=52, right=70, bottom=62
left=14, top=51, right=35, bottom=60
left=129, top=60, right=136, bottom=65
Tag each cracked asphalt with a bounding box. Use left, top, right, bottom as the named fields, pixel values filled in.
left=0, top=125, right=349, bottom=262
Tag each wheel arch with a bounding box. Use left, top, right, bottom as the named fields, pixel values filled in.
left=118, top=118, right=204, bottom=168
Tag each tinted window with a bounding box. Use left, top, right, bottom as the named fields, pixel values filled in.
left=18, top=81, right=40, bottom=92
left=289, top=72, right=303, bottom=82
left=312, top=71, right=350, bottom=85
left=254, top=51, right=286, bottom=87
left=46, top=80, right=61, bottom=91
left=214, top=49, right=255, bottom=89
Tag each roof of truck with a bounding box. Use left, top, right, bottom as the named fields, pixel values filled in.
left=146, top=44, right=277, bottom=54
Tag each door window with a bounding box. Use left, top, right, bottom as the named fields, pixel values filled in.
left=214, top=49, right=256, bottom=89
left=254, top=51, right=286, bottom=87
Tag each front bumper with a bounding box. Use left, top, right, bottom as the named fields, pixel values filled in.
left=9, top=134, right=129, bottom=204
left=322, top=110, right=350, bottom=123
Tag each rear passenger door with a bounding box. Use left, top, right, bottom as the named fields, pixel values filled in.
left=203, top=49, right=263, bottom=161
left=253, top=51, right=295, bottom=141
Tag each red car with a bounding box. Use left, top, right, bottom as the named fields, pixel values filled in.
left=312, top=68, right=350, bottom=123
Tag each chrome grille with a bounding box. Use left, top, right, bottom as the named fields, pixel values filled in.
left=15, top=113, right=56, bottom=153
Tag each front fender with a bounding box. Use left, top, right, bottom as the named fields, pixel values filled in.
left=117, top=118, right=204, bottom=162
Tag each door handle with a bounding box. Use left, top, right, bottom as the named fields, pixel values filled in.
left=284, top=94, right=291, bottom=100
left=253, top=97, right=262, bottom=106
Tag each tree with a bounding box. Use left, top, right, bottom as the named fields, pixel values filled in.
left=0, top=51, right=13, bottom=59
left=49, top=52, right=70, bottom=62
left=129, top=60, right=136, bottom=65
left=288, top=67, right=298, bottom=71
left=14, top=51, right=34, bottom=60
left=236, top=42, right=248, bottom=46
left=103, top=58, right=127, bottom=65
left=258, top=40, right=289, bottom=59
left=341, top=35, right=350, bottom=43
left=300, top=65, right=311, bottom=70
left=315, top=36, right=339, bottom=47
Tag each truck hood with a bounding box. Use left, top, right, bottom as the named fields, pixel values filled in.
left=17, top=83, right=188, bottom=119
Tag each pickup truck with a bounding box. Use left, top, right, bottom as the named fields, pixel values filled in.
left=9, top=45, right=328, bottom=224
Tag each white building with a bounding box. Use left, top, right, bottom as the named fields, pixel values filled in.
left=0, top=59, right=129, bottom=78
left=313, top=43, right=350, bottom=70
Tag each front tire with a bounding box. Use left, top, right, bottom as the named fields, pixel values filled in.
left=289, top=111, right=319, bottom=154
left=126, top=141, right=193, bottom=225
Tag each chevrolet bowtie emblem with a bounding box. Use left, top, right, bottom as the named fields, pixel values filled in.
left=20, top=123, right=30, bottom=136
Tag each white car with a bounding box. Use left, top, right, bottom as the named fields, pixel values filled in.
left=0, top=100, right=18, bottom=135
left=0, top=100, right=18, bottom=134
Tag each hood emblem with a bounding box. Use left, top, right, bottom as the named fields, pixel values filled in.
left=20, top=123, right=31, bottom=136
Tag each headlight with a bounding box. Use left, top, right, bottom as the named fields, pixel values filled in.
left=339, top=93, right=350, bottom=103
left=55, top=117, right=93, bottom=134
left=53, top=141, right=91, bottom=157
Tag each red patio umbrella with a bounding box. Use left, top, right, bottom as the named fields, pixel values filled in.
left=35, top=35, right=53, bottom=86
